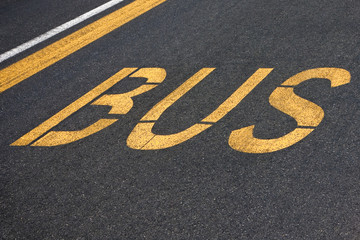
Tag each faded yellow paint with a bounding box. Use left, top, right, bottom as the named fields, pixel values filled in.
left=11, top=68, right=137, bottom=146
left=12, top=68, right=166, bottom=146
left=12, top=67, right=167, bottom=146
left=0, top=0, right=168, bottom=93
left=229, top=67, right=351, bottom=153
left=127, top=122, right=212, bottom=150
left=127, top=68, right=215, bottom=149
left=140, top=68, right=216, bottom=121
left=269, top=87, right=324, bottom=127
left=127, top=68, right=271, bottom=150
left=202, top=68, right=273, bottom=122
left=129, top=67, right=167, bottom=83
left=92, top=68, right=166, bottom=114
left=281, top=68, right=351, bottom=87
left=12, top=67, right=351, bottom=150
left=229, top=125, right=314, bottom=153
left=32, top=119, right=118, bottom=146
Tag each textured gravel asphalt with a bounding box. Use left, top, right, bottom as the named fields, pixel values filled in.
left=1, top=0, right=360, bottom=239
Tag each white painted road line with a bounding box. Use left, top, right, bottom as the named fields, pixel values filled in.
left=0, top=0, right=125, bottom=63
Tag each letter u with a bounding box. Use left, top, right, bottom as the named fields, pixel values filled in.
left=127, top=68, right=273, bottom=150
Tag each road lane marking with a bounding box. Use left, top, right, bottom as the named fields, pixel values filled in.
left=229, top=68, right=351, bottom=153
left=127, top=68, right=272, bottom=150
left=0, top=0, right=125, bottom=63
left=202, top=68, right=273, bottom=123
left=0, top=0, right=168, bottom=93
left=11, top=68, right=138, bottom=146
left=30, top=68, right=166, bottom=146
left=11, top=67, right=351, bottom=153
left=31, top=119, right=119, bottom=147
left=140, top=68, right=217, bottom=122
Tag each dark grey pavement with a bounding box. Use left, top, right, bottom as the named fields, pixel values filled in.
left=1, top=0, right=360, bottom=239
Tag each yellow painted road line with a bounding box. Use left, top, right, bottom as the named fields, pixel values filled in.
left=11, top=68, right=137, bottom=146
left=0, top=0, right=167, bottom=93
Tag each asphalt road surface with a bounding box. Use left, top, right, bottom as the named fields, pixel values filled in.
left=1, top=0, right=360, bottom=239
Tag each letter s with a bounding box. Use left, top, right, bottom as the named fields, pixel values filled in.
left=229, top=68, right=351, bottom=153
